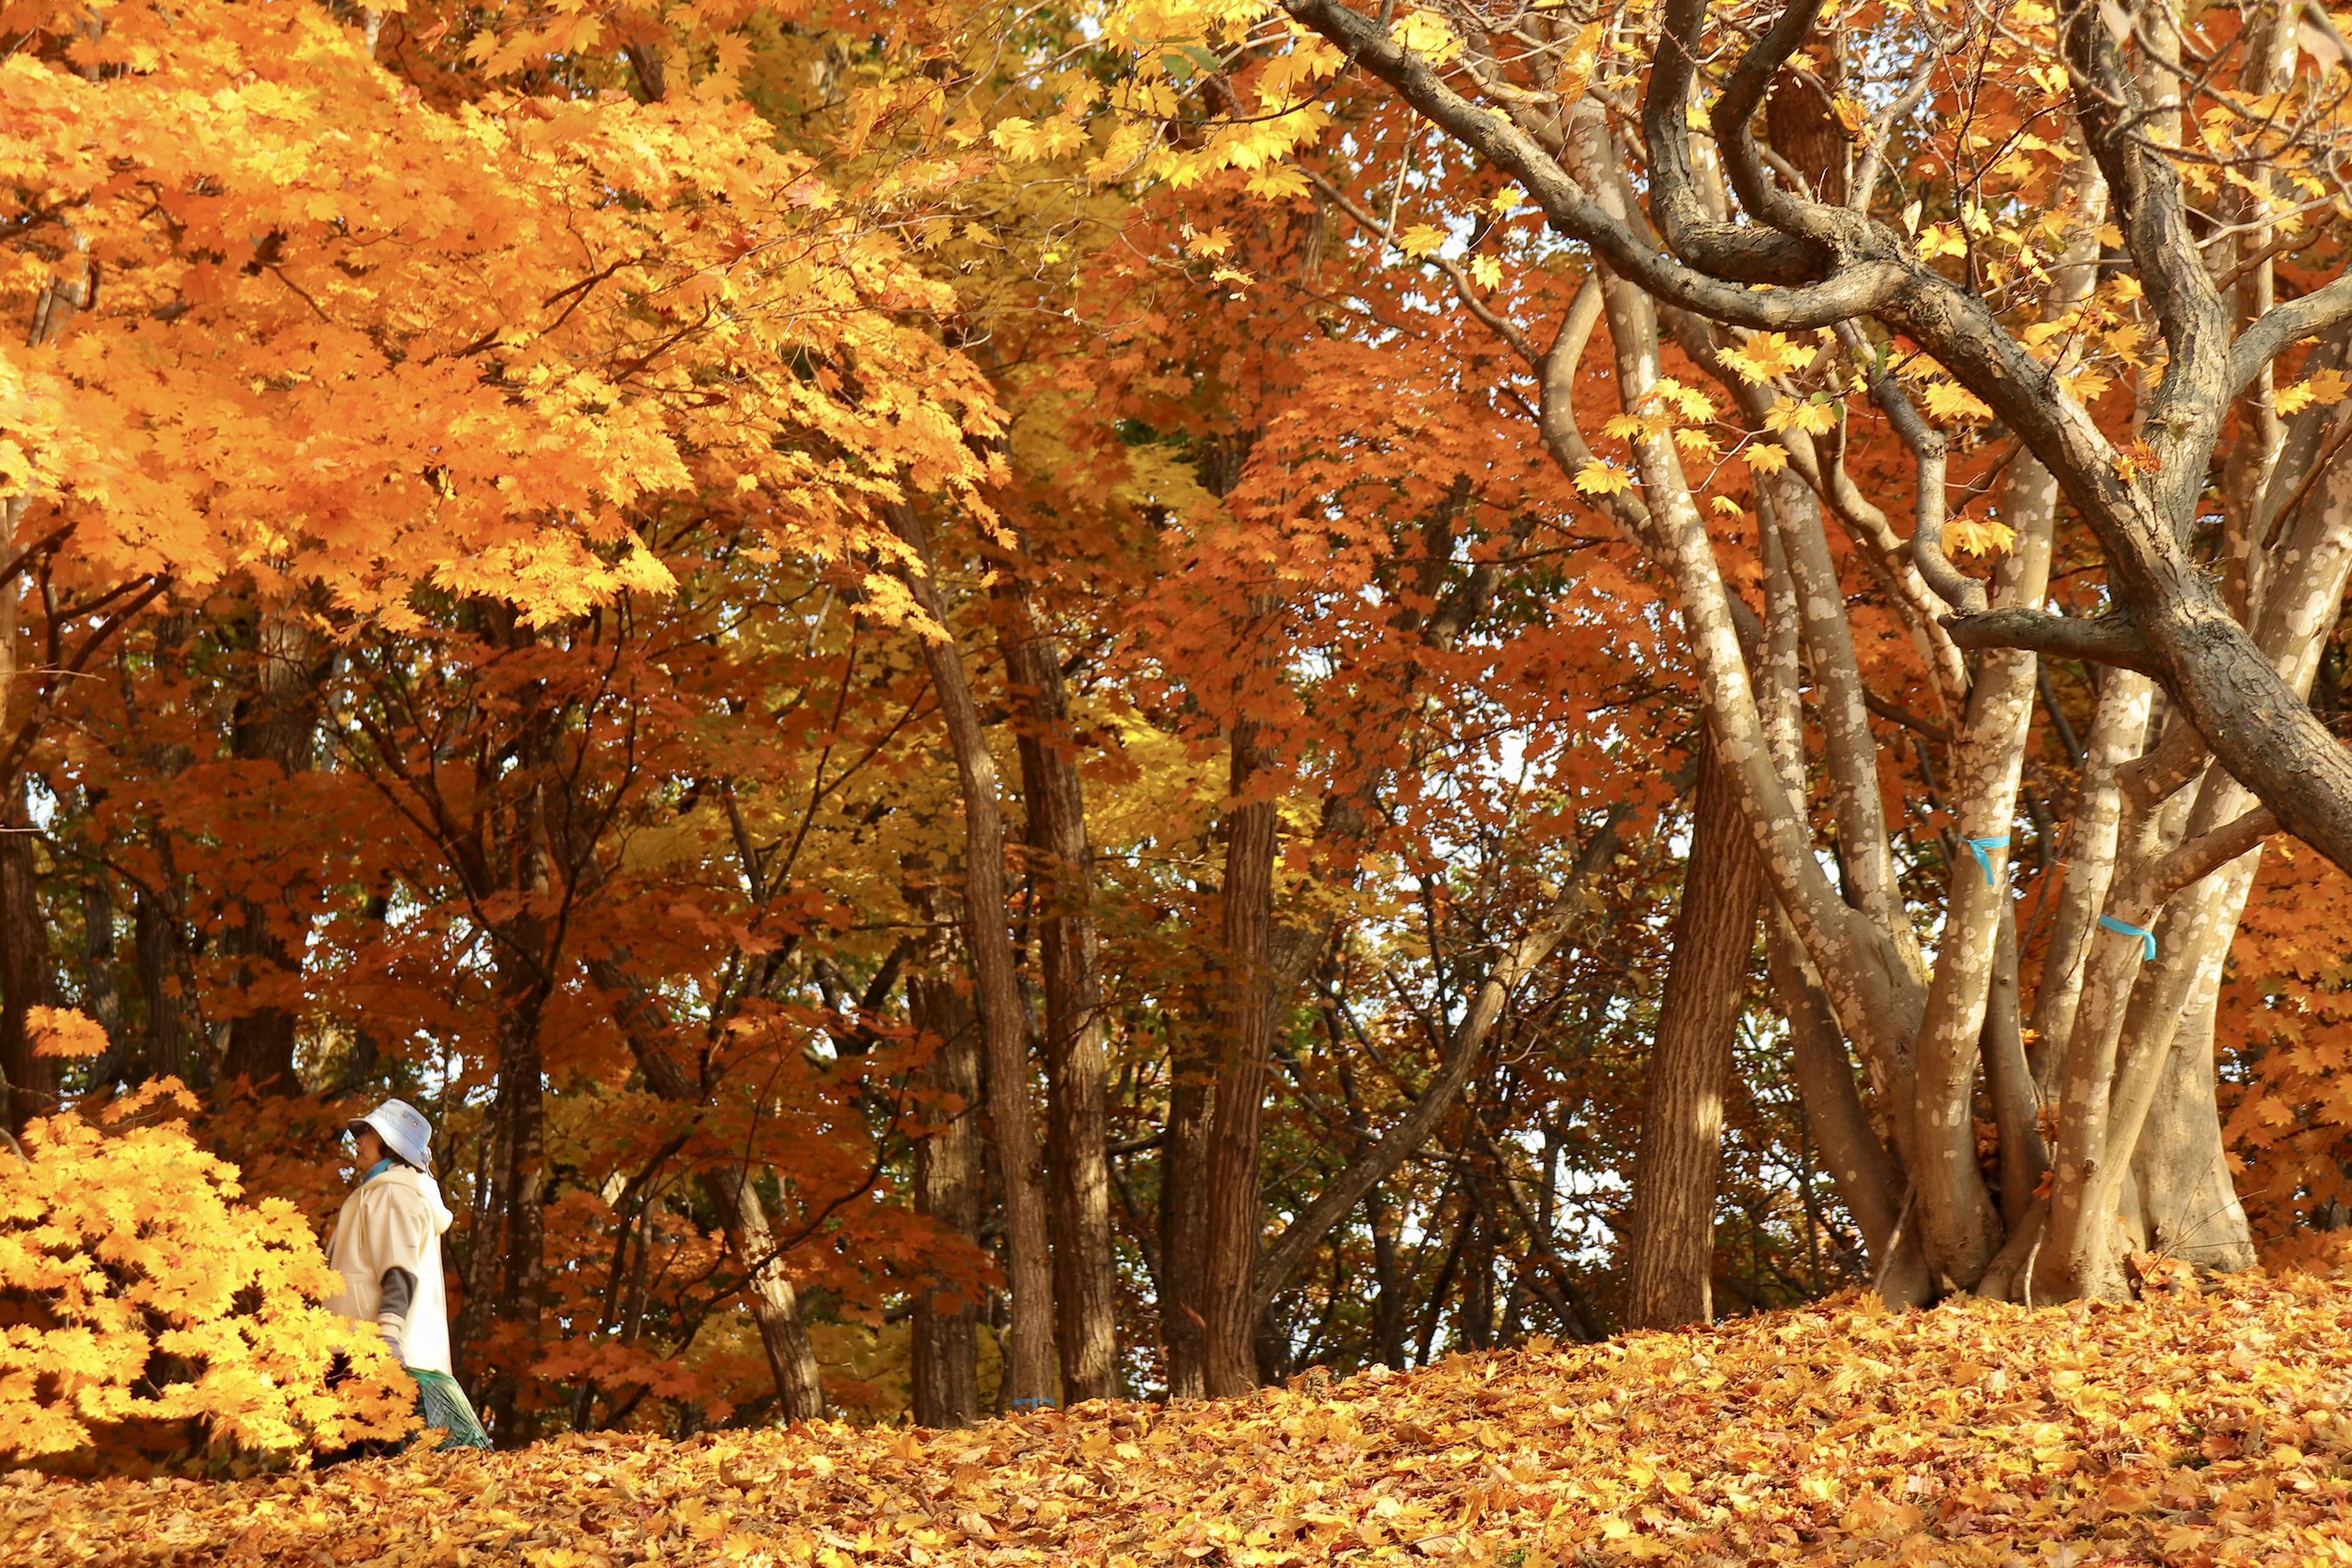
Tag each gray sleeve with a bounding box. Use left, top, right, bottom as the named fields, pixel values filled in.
left=379, top=1266, right=417, bottom=1321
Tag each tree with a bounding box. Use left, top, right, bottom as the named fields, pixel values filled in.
left=1093, top=0, right=2352, bottom=1316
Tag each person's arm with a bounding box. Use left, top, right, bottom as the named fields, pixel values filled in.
left=377, top=1266, right=418, bottom=1363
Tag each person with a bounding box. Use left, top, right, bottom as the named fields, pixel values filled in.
left=324, top=1098, right=491, bottom=1450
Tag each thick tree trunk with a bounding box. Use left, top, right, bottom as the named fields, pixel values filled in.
left=132, top=840, right=203, bottom=1090
left=221, top=611, right=320, bottom=1094
left=80, top=873, right=125, bottom=1075
left=1202, top=715, right=1278, bottom=1396
left=1623, top=731, right=1766, bottom=1329
left=908, top=875, right=983, bottom=1428
left=993, top=572, right=1118, bottom=1404
left=888, top=505, right=1056, bottom=1409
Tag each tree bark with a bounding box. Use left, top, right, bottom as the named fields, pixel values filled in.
left=1158, top=1020, right=1214, bottom=1400
left=1623, top=730, right=1766, bottom=1329
left=887, top=504, right=1056, bottom=1409
left=587, top=949, right=829, bottom=1422
left=1202, top=712, right=1278, bottom=1396
left=0, top=775, right=55, bottom=1134
left=221, top=611, right=321, bottom=1094
left=993, top=569, right=1118, bottom=1404
left=706, top=1164, right=827, bottom=1422
left=907, top=872, right=983, bottom=1428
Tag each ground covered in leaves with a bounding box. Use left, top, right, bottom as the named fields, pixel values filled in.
left=16, top=1267, right=2352, bottom=1566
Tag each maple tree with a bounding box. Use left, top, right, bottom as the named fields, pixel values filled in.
left=8, top=0, right=2352, bottom=1493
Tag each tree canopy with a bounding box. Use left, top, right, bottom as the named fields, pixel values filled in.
left=4, top=0, right=2352, bottom=1482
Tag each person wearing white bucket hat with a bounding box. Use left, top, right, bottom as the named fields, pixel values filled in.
left=324, top=1098, right=491, bottom=1449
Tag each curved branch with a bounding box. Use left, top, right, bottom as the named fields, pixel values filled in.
left=1640, top=0, right=1826, bottom=283
left=1249, top=806, right=1627, bottom=1313
left=1939, top=608, right=2158, bottom=672
left=1277, top=0, right=1909, bottom=331
left=2231, top=272, right=2352, bottom=398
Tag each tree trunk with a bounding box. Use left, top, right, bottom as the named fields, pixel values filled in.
left=1158, top=1023, right=1214, bottom=1400
left=221, top=611, right=320, bottom=1094
left=587, top=949, right=829, bottom=1423
left=887, top=504, right=1056, bottom=1410
left=1202, top=713, right=1278, bottom=1396
left=132, top=839, right=202, bottom=1090
left=908, top=872, right=983, bottom=1428
left=80, top=872, right=125, bottom=1078
left=993, top=570, right=1118, bottom=1404
left=1623, top=730, right=1766, bottom=1329
left=1766, top=907, right=1931, bottom=1303
left=0, top=775, right=55, bottom=1134
left=706, top=1164, right=827, bottom=1421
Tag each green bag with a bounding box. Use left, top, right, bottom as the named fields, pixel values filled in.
left=409, top=1367, right=493, bottom=1450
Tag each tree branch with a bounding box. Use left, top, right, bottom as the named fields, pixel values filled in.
left=1940, top=608, right=2159, bottom=673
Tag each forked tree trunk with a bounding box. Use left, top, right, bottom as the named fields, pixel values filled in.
left=1624, top=731, right=1767, bottom=1327
left=888, top=504, right=1056, bottom=1409
left=589, top=950, right=829, bottom=1423
left=993, top=569, right=1118, bottom=1404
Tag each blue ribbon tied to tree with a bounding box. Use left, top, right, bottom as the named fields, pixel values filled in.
left=1962, top=834, right=2010, bottom=887
left=2098, top=913, right=2158, bottom=960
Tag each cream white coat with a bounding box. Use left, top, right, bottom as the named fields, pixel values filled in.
left=324, top=1165, right=457, bottom=1376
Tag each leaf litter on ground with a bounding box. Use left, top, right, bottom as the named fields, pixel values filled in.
left=12, top=1262, right=2352, bottom=1566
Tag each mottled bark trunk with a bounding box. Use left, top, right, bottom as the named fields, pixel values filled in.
left=887, top=505, right=1055, bottom=1409
left=1202, top=714, right=1278, bottom=1397
left=1624, top=731, right=1765, bottom=1329
left=908, top=875, right=982, bottom=1428
left=706, top=1164, right=827, bottom=1421
left=994, top=573, right=1118, bottom=1404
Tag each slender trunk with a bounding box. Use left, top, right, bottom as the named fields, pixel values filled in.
left=706, top=1164, right=827, bottom=1421
left=0, top=775, right=55, bottom=1133
left=1766, top=907, right=1930, bottom=1302
left=1623, top=731, right=1766, bottom=1328
left=1158, top=1022, right=1213, bottom=1400
left=887, top=505, right=1055, bottom=1409
left=588, top=949, right=827, bottom=1422
left=1202, top=714, right=1278, bottom=1396
left=994, top=572, right=1118, bottom=1404
left=908, top=873, right=983, bottom=1428
left=484, top=954, right=548, bottom=1444
left=80, top=872, right=124, bottom=1077
left=222, top=612, right=320, bottom=1094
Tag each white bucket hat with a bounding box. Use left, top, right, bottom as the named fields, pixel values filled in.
left=349, top=1098, right=434, bottom=1170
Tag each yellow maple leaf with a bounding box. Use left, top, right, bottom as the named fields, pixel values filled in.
left=1574, top=461, right=1632, bottom=496
left=1943, top=518, right=2016, bottom=556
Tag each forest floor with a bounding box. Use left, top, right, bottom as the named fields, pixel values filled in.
left=13, top=1260, right=2352, bottom=1566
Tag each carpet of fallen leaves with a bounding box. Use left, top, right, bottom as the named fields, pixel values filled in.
left=16, top=1266, right=2352, bottom=1567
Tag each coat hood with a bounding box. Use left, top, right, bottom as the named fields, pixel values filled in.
left=369, top=1164, right=455, bottom=1235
